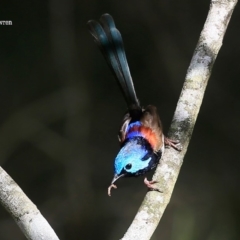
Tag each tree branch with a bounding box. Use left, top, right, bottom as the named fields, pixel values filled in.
left=0, top=167, right=59, bottom=240
left=121, top=0, right=238, bottom=239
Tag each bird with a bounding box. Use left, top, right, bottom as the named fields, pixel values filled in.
left=87, top=14, right=181, bottom=196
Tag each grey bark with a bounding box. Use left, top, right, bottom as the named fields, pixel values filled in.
left=0, top=167, right=59, bottom=240
left=121, top=0, right=238, bottom=239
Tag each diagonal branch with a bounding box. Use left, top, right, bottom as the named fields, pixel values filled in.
left=121, top=0, right=238, bottom=239
left=0, top=167, right=60, bottom=240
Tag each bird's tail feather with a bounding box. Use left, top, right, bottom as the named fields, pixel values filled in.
left=87, top=14, right=140, bottom=108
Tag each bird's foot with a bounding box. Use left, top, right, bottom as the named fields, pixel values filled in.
left=144, top=177, right=162, bottom=192
left=164, top=137, right=182, bottom=151
left=108, top=184, right=117, bottom=196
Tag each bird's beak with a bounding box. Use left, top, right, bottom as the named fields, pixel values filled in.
left=111, top=173, right=125, bottom=184
left=108, top=173, right=125, bottom=196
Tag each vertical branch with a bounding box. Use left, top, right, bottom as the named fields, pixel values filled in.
left=121, top=0, right=238, bottom=239
left=0, top=167, right=59, bottom=240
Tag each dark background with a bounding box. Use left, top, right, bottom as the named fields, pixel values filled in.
left=0, top=0, right=239, bottom=239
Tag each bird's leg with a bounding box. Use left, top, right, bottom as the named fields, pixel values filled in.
left=144, top=177, right=162, bottom=192
left=164, top=136, right=182, bottom=151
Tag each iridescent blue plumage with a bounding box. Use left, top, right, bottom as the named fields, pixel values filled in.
left=87, top=14, right=180, bottom=196
left=115, top=140, right=150, bottom=175
left=114, top=136, right=160, bottom=176
left=87, top=14, right=139, bottom=108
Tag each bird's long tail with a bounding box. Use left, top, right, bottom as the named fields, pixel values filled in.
left=87, top=14, right=140, bottom=108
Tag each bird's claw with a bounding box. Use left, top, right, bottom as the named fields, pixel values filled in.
left=144, top=177, right=162, bottom=193
left=164, top=137, right=182, bottom=151
left=108, top=184, right=117, bottom=196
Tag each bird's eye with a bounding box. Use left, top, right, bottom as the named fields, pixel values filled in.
left=125, top=163, right=132, bottom=170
